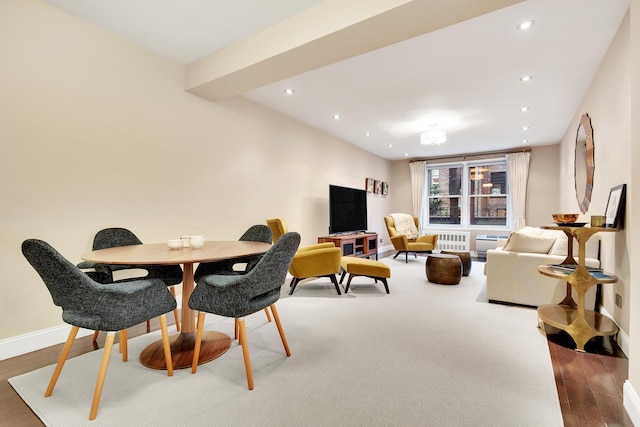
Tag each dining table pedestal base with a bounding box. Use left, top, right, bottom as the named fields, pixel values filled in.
left=140, top=331, right=231, bottom=370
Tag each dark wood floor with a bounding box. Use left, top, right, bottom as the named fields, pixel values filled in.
left=0, top=320, right=633, bottom=426
left=544, top=325, right=633, bottom=426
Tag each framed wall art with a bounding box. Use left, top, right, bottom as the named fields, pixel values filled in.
left=604, top=183, right=626, bottom=228
left=365, top=178, right=375, bottom=193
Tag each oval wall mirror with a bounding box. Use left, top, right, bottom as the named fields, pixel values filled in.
left=575, top=113, right=595, bottom=213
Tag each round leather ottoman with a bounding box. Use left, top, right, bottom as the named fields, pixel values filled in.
left=426, top=254, right=462, bottom=285
left=441, top=250, right=472, bottom=276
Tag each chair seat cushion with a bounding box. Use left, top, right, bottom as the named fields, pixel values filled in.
left=406, top=241, right=435, bottom=251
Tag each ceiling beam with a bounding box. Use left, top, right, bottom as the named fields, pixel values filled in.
left=185, top=0, right=523, bottom=101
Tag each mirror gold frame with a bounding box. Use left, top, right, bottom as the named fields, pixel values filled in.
left=575, top=113, right=595, bottom=213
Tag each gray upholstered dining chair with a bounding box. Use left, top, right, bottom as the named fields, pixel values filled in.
left=22, top=239, right=176, bottom=420
left=193, top=224, right=272, bottom=280
left=193, top=224, right=274, bottom=325
left=77, top=227, right=182, bottom=337
left=189, top=231, right=300, bottom=390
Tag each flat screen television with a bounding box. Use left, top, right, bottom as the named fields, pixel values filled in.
left=329, top=185, right=368, bottom=234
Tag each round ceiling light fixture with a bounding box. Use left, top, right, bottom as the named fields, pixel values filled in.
left=420, top=130, right=446, bottom=145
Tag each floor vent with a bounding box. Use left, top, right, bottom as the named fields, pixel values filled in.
left=430, top=231, right=471, bottom=252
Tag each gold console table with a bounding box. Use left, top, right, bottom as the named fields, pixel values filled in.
left=536, top=225, right=618, bottom=351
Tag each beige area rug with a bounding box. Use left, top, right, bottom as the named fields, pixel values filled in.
left=9, top=258, right=562, bottom=426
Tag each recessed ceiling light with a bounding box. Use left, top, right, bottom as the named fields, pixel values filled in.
left=517, top=20, right=535, bottom=31
left=284, top=88, right=294, bottom=95
left=522, top=126, right=530, bottom=131
left=388, top=144, right=394, bottom=148
left=333, top=114, right=341, bottom=120
left=365, top=132, right=372, bottom=136
left=521, top=106, right=530, bottom=112
left=522, top=139, right=529, bottom=143
left=404, top=153, right=409, bottom=157
left=519, top=75, right=533, bottom=82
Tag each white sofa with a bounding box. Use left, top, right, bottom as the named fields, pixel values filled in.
left=484, top=227, right=599, bottom=308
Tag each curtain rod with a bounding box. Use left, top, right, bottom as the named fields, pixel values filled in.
left=409, top=147, right=532, bottom=163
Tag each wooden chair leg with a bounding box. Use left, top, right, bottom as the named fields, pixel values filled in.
left=270, top=304, right=291, bottom=356
left=158, top=314, right=173, bottom=377
left=92, top=330, right=99, bottom=342
left=234, top=318, right=239, bottom=340
left=146, top=320, right=151, bottom=333
left=191, top=312, right=206, bottom=374
left=264, top=307, right=272, bottom=322
left=237, top=318, right=254, bottom=390
left=89, top=332, right=115, bottom=420
left=119, top=329, right=128, bottom=362
left=169, top=287, right=180, bottom=331
left=45, top=326, right=79, bottom=397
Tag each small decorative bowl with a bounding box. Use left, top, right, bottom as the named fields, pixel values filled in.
left=167, top=239, right=183, bottom=249
left=552, top=213, right=579, bottom=223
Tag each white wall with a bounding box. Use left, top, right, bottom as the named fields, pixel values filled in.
left=557, top=12, right=631, bottom=336
left=0, top=0, right=391, bottom=341
left=626, top=0, right=640, bottom=421
left=388, top=146, right=560, bottom=250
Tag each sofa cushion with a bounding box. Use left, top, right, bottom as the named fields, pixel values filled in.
left=503, top=231, right=556, bottom=254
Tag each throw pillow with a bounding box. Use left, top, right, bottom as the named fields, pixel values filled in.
left=503, top=231, right=556, bottom=254
left=390, top=213, right=419, bottom=240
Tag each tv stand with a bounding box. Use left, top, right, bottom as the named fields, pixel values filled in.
left=318, top=232, right=378, bottom=259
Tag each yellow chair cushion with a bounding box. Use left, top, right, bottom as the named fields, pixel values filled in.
left=340, top=257, right=391, bottom=279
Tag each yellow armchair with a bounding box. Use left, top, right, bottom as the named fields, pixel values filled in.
left=384, top=215, right=438, bottom=263
left=266, top=218, right=342, bottom=294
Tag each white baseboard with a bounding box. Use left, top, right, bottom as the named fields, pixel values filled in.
left=624, top=381, right=640, bottom=426
left=600, top=306, right=629, bottom=357
left=0, top=324, right=93, bottom=361
left=0, top=295, right=184, bottom=362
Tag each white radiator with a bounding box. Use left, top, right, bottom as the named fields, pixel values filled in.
left=428, top=231, right=471, bottom=252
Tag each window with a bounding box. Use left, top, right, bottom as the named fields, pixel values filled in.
left=423, top=160, right=508, bottom=228
left=469, top=164, right=507, bottom=226
left=427, top=165, right=462, bottom=225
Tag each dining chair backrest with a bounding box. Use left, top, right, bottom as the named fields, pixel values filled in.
left=191, top=232, right=300, bottom=317
left=93, top=227, right=142, bottom=249
left=89, top=227, right=183, bottom=286
left=239, top=224, right=272, bottom=244
left=23, top=239, right=97, bottom=309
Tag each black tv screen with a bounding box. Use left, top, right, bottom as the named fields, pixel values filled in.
left=329, top=185, right=368, bottom=234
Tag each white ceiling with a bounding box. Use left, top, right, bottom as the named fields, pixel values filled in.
left=42, top=0, right=629, bottom=160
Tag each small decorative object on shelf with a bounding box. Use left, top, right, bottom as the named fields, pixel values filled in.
left=551, top=213, right=579, bottom=224
left=590, top=215, right=606, bottom=227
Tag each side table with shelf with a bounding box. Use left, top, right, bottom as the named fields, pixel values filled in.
left=318, top=232, right=378, bottom=259
left=536, top=225, right=618, bottom=351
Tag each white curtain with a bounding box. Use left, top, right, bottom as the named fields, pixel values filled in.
left=409, top=161, right=427, bottom=218
left=506, top=152, right=530, bottom=231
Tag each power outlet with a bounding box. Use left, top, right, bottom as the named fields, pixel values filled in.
left=615, top=293, right=622, bottom=308
left=379, top=238, right=383, bottom=243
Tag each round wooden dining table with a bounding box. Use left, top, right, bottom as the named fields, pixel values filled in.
left=82, top=240, right=271, bottom=369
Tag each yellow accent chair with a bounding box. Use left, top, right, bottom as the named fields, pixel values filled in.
left=266, top=218, right=342, bottom=295
left=384, top=215, right=438, bottom=263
